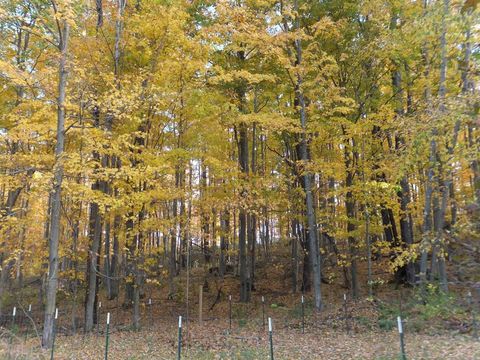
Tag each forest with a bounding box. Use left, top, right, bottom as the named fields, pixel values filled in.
left=0, top=0, right=479, bottom=358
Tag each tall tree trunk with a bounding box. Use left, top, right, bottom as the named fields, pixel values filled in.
left=344, top=149, right=359, bottom=298
left=291, top=219, right=299, bottom=293
left=461, top=12, right=480, bottom=206
left=42, top=19, right=69, bottom=349
left=84, top=183, right=102, bottom=332
left=168, top=202, right=176, bottom=299
left=104, top=220, right=112, bottom=298
left=125, top=212, right=135, bottom=305
left=249, top=122, right=257, bottom=291
left=109, top=210, right=121, bottom=300
left=219, top=211, right=229, bottom=278
left=390, top=13, right=415, bottom=284
left=238, top=120, right=250, bottom=302
left=435, top=0, right=450, bottom=293
left=71, top=203, right=80, bottom=334
left=132, top=205, right=145, bottom=330
left=294, top=1, right=322, bottom=308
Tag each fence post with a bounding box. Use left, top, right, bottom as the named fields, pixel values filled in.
left=177, top=316, right=182, bottom=360
left=24, top=304, right=32, bottom=342
left=343, top=293, right=349, bottom=333
left=9, top=307, right=16, bottom=348
left=199, top=286, right=203, bottom=324
left=12, top=306, right=16, bottom=329
left=228, top=295, right=232, bottom=333
left=397, top=316, right=406, bottom=360
left=262, top=296, right=265, bottom=330
left=104, top=312, right=110, bottom=360
left=268, top=317, right=274, bottom=360
left=148, top=298, right=153, bottom=328
left=50, top=308, right=58, bottom=360
left=97, top=302, right=101, bottom=337
left=468, top=291, right=478, bottom=340
left=301, top=295, right=305, bottom=334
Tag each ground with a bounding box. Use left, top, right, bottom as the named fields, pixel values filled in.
left=1, top=256, right=480, bottom=358
left=2, top=319, right=480, bottom=359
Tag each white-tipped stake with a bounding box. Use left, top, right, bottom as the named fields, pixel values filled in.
left=397, top=316, right=403, bottom=334
left=262, top=296, right=265, bottom=303
left=99, top=301, right=102, bottom=308
left=28, top=304, right=31, bottom=312
left=107, top=312, right=110, bottom=325
left=229, top=295, right=232, bottom=301
left=301, top=295, right=304, bottom=304
left=344, top=293, right=347, bottom=301
left=268, top=317, right=272, bottom=332
left=178, top=315, right=182, bottom=328
left=13, top=307, right=16, bottom=316
left=55, top=308, right=58, bottom=320
left=149, top=298, right=152, bottom=305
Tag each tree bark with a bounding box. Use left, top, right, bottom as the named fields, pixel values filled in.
left=390, top=13, right=415, bottom=284
left=84, top=182, right=102, bottom=332
left=42, top=19, right=69, bottom=349
left=294, top=1, right=322, bottom=309
left=238, top=121, right=250, bottom=302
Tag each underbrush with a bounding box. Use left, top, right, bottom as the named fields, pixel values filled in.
left=376, top=284, right=469, bottom=333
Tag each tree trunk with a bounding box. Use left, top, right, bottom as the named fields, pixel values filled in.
left=125, top=212, right=135, bottom=305
left=104, top=220, right=112, bottom=298
left=293, top=2, right=322, bottom=309
left=389, top=16, right=415, bottom=283
left=249, top=123, right=257, bottom=290
left=168, top=201, right=177, bottom=299
left=42, top=19, right=69, bottom=349
left=237, top=79, right=250, bottom=301
left=345, top=160, right=359, bottom=298
left=219, top=211, right=229, bottom=278
left=84, top=185, right=102, bottom=332
left=291, top=219, right=299, bottom=293
left=109, top=213, right=120, bottom=300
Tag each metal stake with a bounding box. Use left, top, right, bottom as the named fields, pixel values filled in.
left=50, top=308, right=58, bottom=360
left=397, top=316, right=406, bottom=360
left=343, top=294, right=349, bottom=333
left=97, top=302, right=101, bottom=337
left=468, top=291, right=478, bottom=340
left=228, top=295, right=232, bottom=333
left=301, top=295, right=305, bottom=334
left=104, top=312, right=110, bottom=360
left=268, top=317, right=274, bottom=360
left=149, top=299, right=153, bottom=328
left=177, top=316, right=182, bottom=360
left=262, top=296, right=265, bottom=330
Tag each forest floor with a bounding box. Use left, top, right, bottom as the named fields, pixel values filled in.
left=2, top=318, right=480, bottom=359
left=1, top=255, right=480, bottom=359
